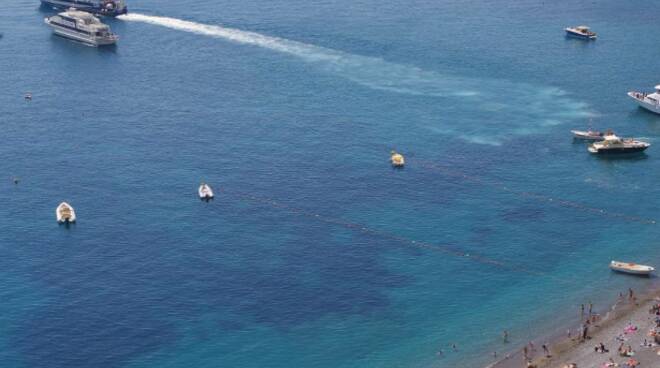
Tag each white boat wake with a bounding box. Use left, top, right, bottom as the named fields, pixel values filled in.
left=119, top=13, right=594, bottom=144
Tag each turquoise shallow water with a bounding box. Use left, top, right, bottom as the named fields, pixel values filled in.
left=2, top=0, right=660, bottom=367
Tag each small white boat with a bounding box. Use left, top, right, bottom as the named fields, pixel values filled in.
left=198, top=183, right=214, bottom=200
left=610, top=261, right=654, bottom=276
left=56, top=202, right=76, bottom=223
left=390, top=151, right=405, bottom=167
left=571, top=129, right=609, bottom=141
left=628, top=85, right=660, bottom=114
left=565, top=25, right=597, bottom=39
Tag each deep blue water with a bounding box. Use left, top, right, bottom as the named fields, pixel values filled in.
left=3, top=0, right=660, bottom=367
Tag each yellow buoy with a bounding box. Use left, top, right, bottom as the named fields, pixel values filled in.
left=390, top=150, right=405, bottom=167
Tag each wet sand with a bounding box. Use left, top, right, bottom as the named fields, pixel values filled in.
left=487, top=290, right=660, bottom=368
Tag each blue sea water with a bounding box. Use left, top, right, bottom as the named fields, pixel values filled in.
left=3, top=0, right=660, bottom=367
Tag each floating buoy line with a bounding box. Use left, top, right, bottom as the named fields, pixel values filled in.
left=415, top=160, right=656, bottom=225
left=226, top=189, right=545, bottom=277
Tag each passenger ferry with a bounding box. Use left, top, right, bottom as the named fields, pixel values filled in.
left=45, top=9, right=118, bottom=47
left=41, top=0, right=127, bottom=16
left=628, top=85, right=660, bottom=114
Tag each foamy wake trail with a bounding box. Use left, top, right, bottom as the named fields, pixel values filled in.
left=119, top=13, right=594, bottom=143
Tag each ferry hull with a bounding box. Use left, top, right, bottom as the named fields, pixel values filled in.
left=40, top=0, right=127, bottom=16
left=628, top=92, right=660, bottom=114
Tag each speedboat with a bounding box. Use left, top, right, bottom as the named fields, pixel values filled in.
left=45, top=8, right=118, bottom=47
left=628, top=85, right=660, bottom=114
left=565, top=25, right=597, bottom=39
left=56, top=202, right=76, bottom=223
left=610, top=261, right=654, bottom=276
left=390, top=151, right=405, bottom=167
left=588, top=134, right=650, bottom=154
left=41, top=0, right=127, bottom=16
left=198, top=183, right=214, bottom=200
left=571, top=130, right=610, bottom=141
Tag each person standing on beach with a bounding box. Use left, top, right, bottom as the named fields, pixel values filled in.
left=629, top=288, right=634, bottom=301
left=523, top=346, right=528, bottom=360
left=588, top=302, right=593, bottom=317
left=580, top=304, right=585, bottom=317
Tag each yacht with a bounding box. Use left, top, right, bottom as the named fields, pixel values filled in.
left=198, top=183, right=214, bottom=200
left=45, top=9, right=118, bottom=47
left=565, top=26, right=597, bottom=39
left=56, top=202, right=76, bottom=223
left=628, top=85, right=660, bottom=114
left=587, top=134, right=650, bottom=154
left=41, top=0, right=127, bottom=16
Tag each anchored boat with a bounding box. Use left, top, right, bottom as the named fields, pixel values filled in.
left=56, top=202, right=76, bottom=223
left=587, top=134, right=649, bottom=154
left=41, top=0, right=127, bottom=16
left=571, top=129, right=610, bottom=141
left=198, top=183, right=214, bottom=200
left=565, top=25, right=597, bottom=39
left=610, top=261, right=654, bottom=276
left=45, top=8, right=118, bottom=47
left=628, top=85, right=660, bottom=114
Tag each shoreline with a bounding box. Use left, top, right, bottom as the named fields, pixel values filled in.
left=486, top=284, right=660, bottom=368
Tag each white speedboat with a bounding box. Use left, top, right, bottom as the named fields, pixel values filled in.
left=588, top=134, right=650, bottom=154
left=44, top=8, right=118, bottom=47
left=390, top=151, right=405, bottom=167
left=198, top=183, right=214, bottom=200
left=56, top=202, right=76, bottom=223
left=610, top=261, right=654, bottom=276
left=628, top=85, right=660, bottom=114
left=565, top=25, right=597, bottom=39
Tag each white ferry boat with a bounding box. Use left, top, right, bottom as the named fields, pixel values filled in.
left=45, top=9, right=118, bottom=47
left=41, top=0, right=127, bottom=16
left=628, top=85, right=660, bottom=114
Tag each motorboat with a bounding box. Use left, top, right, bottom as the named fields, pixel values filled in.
left=56, top=202, right=76, bottom=223
left=610, top=261, right=654, bottom=276
left=628, top=85, right=660, bottom=114
left=571, top=129, right=611, bottom=141
left=198, top=183, right=214, bottom=200
left=41, top=0, right=127, bottom=16
left=565, top=25, right=597, bottom=39
left=390, top=151, right=405, bottom=167
left=44, top=8, right=118, bottom=47
left=587, top=134, right=650, bottom=154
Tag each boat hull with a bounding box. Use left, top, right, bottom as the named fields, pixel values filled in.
left=565, top=30, right=596, bottom=39
left=40, top=0, right=127, bottom=16
left=628, top=92, right=660, bottom=114
left=589, top=146, right=648, bottom=154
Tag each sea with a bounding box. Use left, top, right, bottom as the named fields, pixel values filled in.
left=2, top=0, right=660, bottom=367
